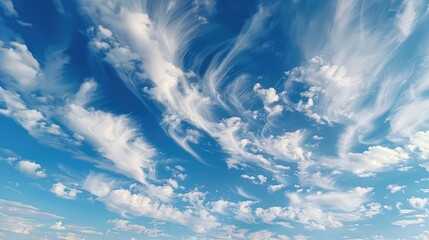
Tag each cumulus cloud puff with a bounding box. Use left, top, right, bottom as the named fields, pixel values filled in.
left=16, top=160, right=46, bottom=178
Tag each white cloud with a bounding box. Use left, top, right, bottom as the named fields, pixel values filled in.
left=0, top=0, right=17, bottom=16
left=65, top=80, right=156, bottom=184
left=312, top=135, right=323, bottom=141
left=210, top=200, right=233, bottom=215
left=172, top=170, right=187, bottom=181
left=392, top=218, right=424, bottom=228
left=387, top=184, right=405, bottom=193
left=268, top=184, right=286, bottom=192
left=408, top=197, right=428, bottom=210
left=241, top=174, right=256, bottom=181
left=408, top=130, right=429, bottom=159
left=50, top=221, right=66, bottom=230
left=387, top=50, right=429, bottom=140
left=248, top=230, right=276, bottom=240
left=327, top=146, right=409, bottom=177
left=0, top=148, right=18, bottom=164
left=73, top=79, right=98, bottom=107
left=294, top=187, right=373, bottom=212
left=167, top=178, right=179, bottom=189
left=180, top=189, right=206, bottom=207
left=414, top=230, right=429, bottom=240
left=50, top=220, right=102, bottom=236
left=241, top=174, right=267, bottom=185
left=146, top=184, right=175, bottom=203
left=97, top=25, right=112, bottom=38
left=364, top=202, right=382, bottom=218
left=398, top=166, right=413, bottom=172
left=56, top=232, right=85, bottom=240
left=0, top=87, right=64, bottom=138
left=285, top=56, right=357, bottom=124
left=0, top=199, right=61, bottom=235
left=396, top=201, right=403, bottom=209
left=253, top=83, right=283, bottom=115
left=83, top=173, right=117, bottom=198
left=399, top=209, right=415, bottom=214
left=236, top=187, right=260, bottom=201
left=255, top=130, right=307, bottom=162
left=204, top=224, right=247, bottom=240
left=297, top=160, right=337, bottom=190
left=80, top=1, right=313, bottom=189
left=257, top=175, right=267, bottom=184
left=389, top=98, right=429, bottom=140
left=50, top=183, right=81, bottom=200
left=106, top=189, right=218, bottom=233
left=253, top=83, right=280, bottom=105
left=277, top=222, right=293, bottom=229
left=175, top=165, right=185, bottom=171
left=215, top=117, right=270, bottom=168
left=209, top=199, right=256, bottom=223
left=16, top=160, right=46, bottom=178
left=420, top=162, right=429, bottom=172
left=255, top=206, right=295, bottom=225
left=68, top=3, right=429, bottom=235
left=83, top=3, right=215, bottom=161
left=255, top=187, right=376, bottom=230
left=108, top=219, right=164, bottom=237
left=0, top=42, right=40, bottom=88
left=81, top=1, right=288, bottom=173
left=396, top=0, right=420, bottom=37
left=235, top=201, right=256, bottom=223
left=83, top=173, right=219, bottom=233
left=204, top=5, right=270, bottom=103
left=287, top=0, right=429, bottom=155
left=293, top=235, right=309, bottom=240
left=51, top=0, right=64, bottom=14
left=274, top=165, right=290, bottom=171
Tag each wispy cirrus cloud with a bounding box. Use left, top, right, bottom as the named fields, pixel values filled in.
left=0, top=199, right=61, bottom=235
left=50, top=221, right=102, bottom=236
left=107, top=218, right=168, bottom=237
left=392, top=218, right=424, bottom=228
left=0, top=0, right=18, bottom=17
left=65, top=102, right=156, bottom=184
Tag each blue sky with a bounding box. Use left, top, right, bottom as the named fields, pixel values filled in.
left=1, top=0, right=429, bottom=239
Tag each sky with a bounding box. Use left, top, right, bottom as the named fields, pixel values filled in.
left=0, top=0, right=429, bottom=239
